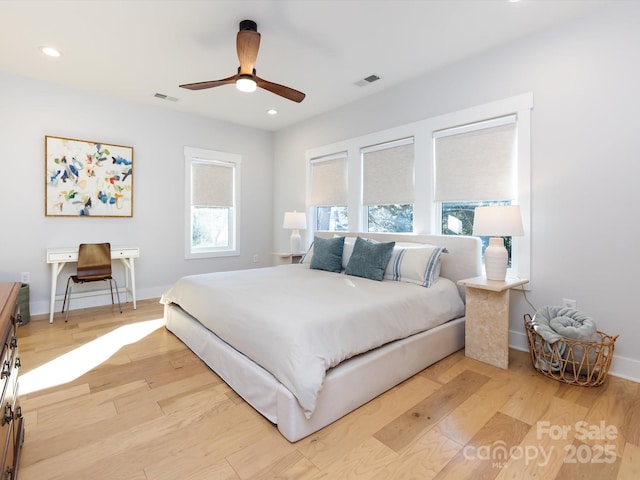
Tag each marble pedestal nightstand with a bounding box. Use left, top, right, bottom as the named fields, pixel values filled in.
left=272, top=252, right=304, bottom=266
left=457, top=276, right=529, bottom=369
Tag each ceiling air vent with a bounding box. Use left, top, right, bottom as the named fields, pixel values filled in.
left=354, top=74, right=381, bottom=87
left=154, top=93, right=178, bottom=102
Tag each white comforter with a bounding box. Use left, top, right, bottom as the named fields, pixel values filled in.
left=161, top=264, right=464, bottom=417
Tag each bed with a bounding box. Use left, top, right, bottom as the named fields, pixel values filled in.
left=162, top=232, right=481, bottom=442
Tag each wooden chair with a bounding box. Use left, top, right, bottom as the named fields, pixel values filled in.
left=61, top=243, right=122, bottom=322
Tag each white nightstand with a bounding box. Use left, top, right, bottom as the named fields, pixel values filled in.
left=272, top=252, right=304, bottom=266
left=457, top=276, right=529, bottom=369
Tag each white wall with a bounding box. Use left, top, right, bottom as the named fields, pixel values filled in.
left=273, top=3, right=640, bottom=380
left=0, top=72, right=274, bottom=315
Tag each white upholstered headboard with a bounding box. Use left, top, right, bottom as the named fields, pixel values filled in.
left=314, top=232, right=482, bottom=300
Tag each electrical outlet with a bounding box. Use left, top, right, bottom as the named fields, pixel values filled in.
left=252, top=254, right=259, bottom=263
left=20, top=272, right=30, bottom=284
left=562, top=298, right=577, bottom=309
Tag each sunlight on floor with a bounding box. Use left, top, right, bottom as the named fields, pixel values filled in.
left=21, top=318, right=165, bottom=395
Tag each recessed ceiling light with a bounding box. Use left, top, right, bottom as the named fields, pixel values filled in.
left=41, top=46, right=61, bottom=57
left=267, top=109, right=278, bottom=115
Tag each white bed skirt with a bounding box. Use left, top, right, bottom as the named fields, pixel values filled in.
left=165, top=303, right=465, bottom=442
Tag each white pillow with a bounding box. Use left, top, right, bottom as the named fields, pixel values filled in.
left=301, top=242, right=314, bottom=264
left=341, top=236, right=356, bottom=269
left=383, top=243, right=447, bottom=287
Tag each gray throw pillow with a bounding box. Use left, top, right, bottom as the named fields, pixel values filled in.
left=345, top=237, right=395, bottom=281
left=310, top=236, right=345, bottom=273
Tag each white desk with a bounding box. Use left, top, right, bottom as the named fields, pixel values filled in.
left=46, top=246, right=139, bottom=323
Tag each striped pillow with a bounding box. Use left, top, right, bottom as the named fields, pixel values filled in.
left=383, top=244, right=447, bottom=287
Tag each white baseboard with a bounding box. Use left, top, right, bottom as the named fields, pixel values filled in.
left=509, top=329, right=639, bottom=384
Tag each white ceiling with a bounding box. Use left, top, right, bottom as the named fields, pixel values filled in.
left=0, top=0, right=606, bottom=131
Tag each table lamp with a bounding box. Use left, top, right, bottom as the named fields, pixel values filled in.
left=472, top=205, right=524, bottom=281
left=283, top=211, right=307, bottom=253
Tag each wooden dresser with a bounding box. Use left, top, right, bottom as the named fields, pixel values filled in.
left=0, top=283, right=24, bottom=478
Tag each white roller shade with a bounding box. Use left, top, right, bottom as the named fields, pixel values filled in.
left=192, top=161, right=234, bottom=207
left=434, top=117, right=516, bottom=202
left=310, top=154, right=348, bottom=206
left=362, top=139, right=414, bottom=206
left=362, top=140, right=414, bottom=205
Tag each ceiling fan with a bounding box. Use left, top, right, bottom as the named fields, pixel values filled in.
left=179, top=20, right=306, bottom=103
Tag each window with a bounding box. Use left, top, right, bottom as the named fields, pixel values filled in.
left=434, top=115, right=521, bottom=270
left=316, top=205, right=348, bottom=231
left=184, top=147, right=240, bottom=258
left=361, top=138, right=414, bottom=233
left=309, top=153, right=348, bottom=231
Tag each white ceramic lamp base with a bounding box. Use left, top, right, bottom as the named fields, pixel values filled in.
left=484, top=237, right=508, bottom=281
left=290, top=229, right=302, bottom=254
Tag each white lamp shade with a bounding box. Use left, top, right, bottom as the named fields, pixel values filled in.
left=472, top=205, right=524, bottom=237
left=283, top=211, right=307, bottom=230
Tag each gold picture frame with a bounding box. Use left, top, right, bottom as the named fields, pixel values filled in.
left=45, top=135, right=134, bottom=217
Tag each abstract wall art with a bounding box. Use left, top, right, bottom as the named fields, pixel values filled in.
left=45, top=135, right=134, bottom=217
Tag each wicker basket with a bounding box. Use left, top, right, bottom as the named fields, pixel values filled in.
left=524, top=313, right=618, bottom=386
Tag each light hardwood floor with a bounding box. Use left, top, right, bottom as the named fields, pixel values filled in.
left=16, top=299, right=640, bottom=480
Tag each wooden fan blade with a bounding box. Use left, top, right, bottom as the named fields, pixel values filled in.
left=237, top=30, right=260, bottom=75
left=179, top=75, right=238, bottom=90
left=255, top=76, right=306, bottom=103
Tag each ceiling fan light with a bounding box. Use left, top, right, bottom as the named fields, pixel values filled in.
left=236, top=76, right=257, bottom=93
